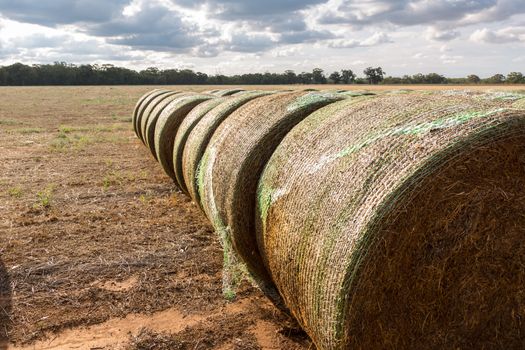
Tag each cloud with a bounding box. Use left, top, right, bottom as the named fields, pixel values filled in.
left=315, top=0, right=522, bottom=28
left=86, top=3, right=204, bottom=51
left=426, top=27, right=460, bottom=41
left=223, top=32, right=276, bottom=52
left=440, top=54, right=463, bottom=64
left=327, top=32, right=392, bottom=48
left=470, top=26, right=525, bottom=43
left=0, top=0, right=129, bottom=26
left=173, top=0, right=325, bottom=19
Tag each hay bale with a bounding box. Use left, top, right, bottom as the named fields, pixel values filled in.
left=132, top=89, right=165, bottom=137
left=197, top=91, right=344, bottom=306
left=134, top=89, right=175, bottom=142
left=135, top=90, right=176, bottom=143
left=215, top=88, right=245, bottom=96
left=137, top=91, right=181, bottom=146
left=255, top=92, right=525, bottom=349
left=143, top=92, right=197, bottom=160
left=173, top=97, right=227, bottom=194
left=132, top=89, right=159, bottom=136
left=137, top=91, right=181, bottom=144
left=154, top=94, right=213, bottom=182
left=182, top=91, right=273, bottom=204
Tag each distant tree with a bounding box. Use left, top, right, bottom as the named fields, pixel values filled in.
left=329, top=71, right=341, bottom=84
left=284, top=70, right=297, bottom=84
left=506, top=72, right=524, bottom=84
left=467, top=74, right=481, bottom=84
left=424, top=73, right=446, bottom=84
left=340, top=69, right=356, bottom=84
left=485, top=74, right=505, bottom=84
left=363, top=67, right=385, bottom=84
left=411, top=73, right=425, bottom=84
left=312, top=68, right=326, bottom=84
left=298, top=72, right=314, bottom=84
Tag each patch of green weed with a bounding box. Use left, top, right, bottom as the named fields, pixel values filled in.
left=7, top=185, right=23, bottom=198
left=34, top=184, right=55, bottom=209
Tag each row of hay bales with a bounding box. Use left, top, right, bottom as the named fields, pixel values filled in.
left=132, top=87, right=525, bottom=349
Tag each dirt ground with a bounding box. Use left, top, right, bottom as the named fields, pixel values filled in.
left=0, top=84, right=522, bottom=350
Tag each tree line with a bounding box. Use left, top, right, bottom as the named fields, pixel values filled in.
left=0, top=62, right=523, bottom=86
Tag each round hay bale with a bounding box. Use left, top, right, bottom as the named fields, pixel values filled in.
left=197, top=91, right=344, bottom=307
left=132, top=89, right=161, bottom=137
left=182, top=91, right=273, bottom=204
left=215, top=88, right=245, bottom=96
left=173, top=97, right=227, bottom=194
left=340, top=90, right=376, bottom=97
left=154, top=94, right=213, bottom=183
left=143, top=92, right=198, bottom=160
left=255, top=92, right=525, bottom=349
left=138, top=91, right=181, bottom=144
left=135, top=89, right=175, bottom=143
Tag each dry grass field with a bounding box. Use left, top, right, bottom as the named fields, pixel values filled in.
left=0, top=84, right=523, bottom=349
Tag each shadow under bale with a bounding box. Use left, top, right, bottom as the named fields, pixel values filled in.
left=0, top=258, right=12, bottom=350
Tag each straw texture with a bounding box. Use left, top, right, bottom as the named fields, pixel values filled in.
left=197, top=91, right=344, bottom=306
left=215, top=88, right=245, bottom=96
left=182, top=91, right=273, bottom=204
left=144, top=92, right=196, bottom=160
left=132, top=89, right=160, bottom=136
left=255, top=91, right=525, bottom=349
left=139, top=91, right=181, bottom=145
left=173, top=97, right=227, bottom=194
left=134, top=90, right=173, bottom=142
left=154, top=94, right=213, bottom=182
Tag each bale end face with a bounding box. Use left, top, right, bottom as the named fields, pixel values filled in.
left=344, top=127, right=525, bottom=349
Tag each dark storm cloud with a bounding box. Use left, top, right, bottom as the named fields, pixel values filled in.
left=0, top=0, right=130, bottom=26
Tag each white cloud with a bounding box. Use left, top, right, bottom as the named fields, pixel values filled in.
left=470, top=26, right=525, bottom=43
left=426, top=27, right=460, bottom=41
left=327, top=32, right=392, bottom=48
left=440, top=54, right=463, bottom=64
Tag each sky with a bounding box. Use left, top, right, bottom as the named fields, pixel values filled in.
left=0, top=0, right=523, bottom=77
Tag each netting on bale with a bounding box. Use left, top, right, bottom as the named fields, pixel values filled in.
left=138, top=91, right=184, bottom=148
left=132, top=89, right=160, bottom=136
left=255, top=91, right=525, bottom=349
left=143, top=92, right=196, bottom=160
left=154, top=94, right=213, bottom=183
left=197, top=91, right=344, bottom=305
left=173, top=97, right=227, bottom=195
left=134, top=90, right=174, bottom=142
left=214, top=88, right=245, bottom=96
left=182, top=91, right=273, bottom=205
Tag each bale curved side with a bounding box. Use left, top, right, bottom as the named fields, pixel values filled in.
left=182, top=91, right=273, bottom=204
left=197, top=91, right=345, bottom=307
left=256, top=92, right=525, bottom=349
left=154, top=95, right=213, bottom=183
left=138, top=91, right=181, bottom=144
left=173, top=97, right=227, bottom=195
left=132, top=89, right=160, bottom=137
left=144, top=92, right=197, bottom=160
left=215, top=88, right=245, bottom=96
left=135, top=90, right=175, bottom=143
